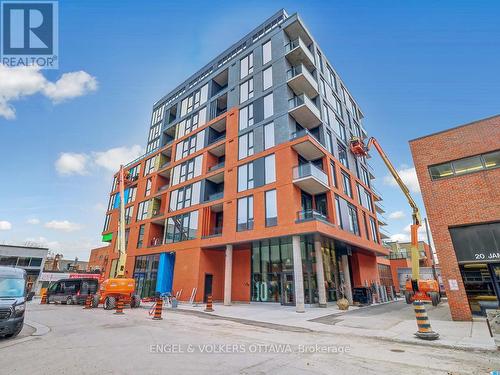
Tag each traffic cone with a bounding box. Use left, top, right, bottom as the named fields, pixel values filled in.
left=204, top=295, right=214, bottom=312
left=413, top=300, right=439, bottom=340
left=152, top=298, right=163, bottom=320
left=40, top=292, right=47, bottom=305
left=114, top=298, right=124, bottom=315
left=84, top=294, right=92, bottom=309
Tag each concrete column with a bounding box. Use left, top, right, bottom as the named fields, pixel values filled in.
left=314, top=235, right=327, bottom=307
left=224, top=245, right=233, bottom=306
left=341, top=254, right=353, bottom=304
left=292, top=236, right=305, bottom=313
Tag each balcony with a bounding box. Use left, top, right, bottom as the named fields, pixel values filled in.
left=206, top=191, right=224, bottom=202
left=285, top=38, right=315, bottom=71
left=287, top=64, right=318, bottom=98
left=288, top=94, right=321, bottom=129
left=290, top=129, right=325, bottom=161
left=296, top=209, right=330, bottom=224
left=201, top=226, right=223, bottom=239
left=293, top=163, right=329, bottom=195
left=209, top=161, right=225, bottom=172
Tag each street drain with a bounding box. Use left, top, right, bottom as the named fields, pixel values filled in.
left=390, top=349, right=405, bottom=353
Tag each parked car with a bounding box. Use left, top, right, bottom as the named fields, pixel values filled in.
left=46, top=278, right=98, bottom=305
left=0, top=266, right=27, bottom=338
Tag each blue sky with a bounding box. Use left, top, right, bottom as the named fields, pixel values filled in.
left=1, top=0, right=499, bottom=260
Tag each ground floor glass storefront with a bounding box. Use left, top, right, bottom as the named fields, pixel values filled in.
left=133, top=254, right=160, bottom=298
left=251, top=235, right=341, bottom=305
left=460, top=262, right=500, bottom=315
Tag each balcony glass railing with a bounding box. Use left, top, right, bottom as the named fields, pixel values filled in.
left=296, top=209, right=329, bottom=222
left=286, top=64, right=316, bottom=83
left=288, top=94, right=319, bottom=114
left=209, top=161, right=225, bottom=172
left=293, top=163, right=329, bottom=186
left=206, top=191, right=224, bottom=202
left=202, top=226, right=223, bottom=238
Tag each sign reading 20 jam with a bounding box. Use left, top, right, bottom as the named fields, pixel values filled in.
left=449, top=222, right=500, bottom=263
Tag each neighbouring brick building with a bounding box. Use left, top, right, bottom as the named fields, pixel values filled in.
left=410, top=115, right=500, bottom=320
left=91, top=10, right=389, bottom=311
left=87, top=245, right=111, bottom=272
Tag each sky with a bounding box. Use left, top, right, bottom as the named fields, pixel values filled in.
left=1, top=0, right=499, bottom=260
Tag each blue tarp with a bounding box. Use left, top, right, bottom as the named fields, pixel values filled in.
left=156, top=252, right=175, bottom=294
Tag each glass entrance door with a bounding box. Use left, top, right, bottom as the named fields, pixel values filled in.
left=281, top=272, right=295, bottom=305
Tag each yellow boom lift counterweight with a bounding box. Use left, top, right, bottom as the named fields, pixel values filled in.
left=92, top=165, right=141, bottom=310
left=350, top=137, right=439, bottom=340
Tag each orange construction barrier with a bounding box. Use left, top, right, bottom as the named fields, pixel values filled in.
left=152, top=298, right=163, bottom=320
left=114, top=298, right=124, bottom=315
left=84, top=294, right=92, bottom=309
left=40, top=292, right=47, bottom=305
left=205, top=295, right=214, bottom=312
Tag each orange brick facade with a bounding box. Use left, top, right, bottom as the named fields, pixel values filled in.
left=410, top=115, right=500, bottom=321
left=93, top=108, right=388, bottom=305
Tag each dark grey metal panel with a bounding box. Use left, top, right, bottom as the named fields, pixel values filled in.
left=449, top=222, right=500, bottom=263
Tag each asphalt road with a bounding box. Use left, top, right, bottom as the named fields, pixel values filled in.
left=0, top=302, right=498, bottom=375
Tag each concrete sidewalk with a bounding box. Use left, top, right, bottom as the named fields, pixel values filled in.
left=158, top=300, right=497, bottom=351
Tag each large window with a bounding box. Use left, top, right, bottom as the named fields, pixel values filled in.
left=145, top=179, right=152, bottom=196
left=103, top=214, right=111, bottom=232
left=429, top=150, right=500, bottom=180
left=169, top=182, right=201, bottom=211
left=347, top=204, right=360, bottom=236
left=238, top=131, right=254, bottom=160
left=264, top=122, right=275, bottom=150
left=136, top=200, right=150, bottom=221
left=264, top=154, right=276, bottom=184
left=342, top=172, right=352, bottom=198
left=262, top=40, right=272, bottom=64
left=360, top=165, right=370, bottom=187
left=124, top=206, right=134, bottom=224
left=263, top=66, right=273, bottom=90
left=265, top=189, right=277, bottom=227
left=180, top=84, right=209, bottom=117
left=125, top=186, right=136, bottom=204
left=137, top=225, right=145, bottom=248
left=165, top=210, right=199, bottom=243
left=338, top=143, right=349, bottom=167
left=144, top=156, right=157, bottom=176
left=369, top=217, right=379, bottom=243
left=238, top=162, right=254, bottom=192
left=263, top=93, right=273, bottom=119
left=237, top=195, right=254, bottom=231
left=240, top=78, right=254, bottom=103
left=357, top=184, right=373, bottom=212
left=240, top=53, right=253, bottom=79
left=239, top=103, right=254, bottom=130
left=171, top=155, right=203, bottom=186
left=330, top=162, right=338, bottom=187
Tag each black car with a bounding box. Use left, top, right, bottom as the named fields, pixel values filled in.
left=46, top=278, right=98, bottom=305
left=0, top=266, right=26, bottom=338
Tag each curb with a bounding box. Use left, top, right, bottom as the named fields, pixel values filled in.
left=25, top=319, right=50, bottom=337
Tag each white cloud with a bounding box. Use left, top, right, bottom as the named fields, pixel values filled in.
left=383, top=166, right=421, bottom=193
left=388, top=210, right=406, bottom=220
left=27, top=218, right=40, bottom=225
left=0, top=221, right=12, bottom=230
left=93, top=145, right=143, bottom=172
left=44, top=220, right=82, bottom=232
left=55, top=152, right=89, bottom=176
left=0, top=65, right=97, bottom=119
left=389, top=233, right=409, bottom=242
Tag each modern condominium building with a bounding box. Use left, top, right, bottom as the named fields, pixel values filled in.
left=94, top=9, right=388, bottom=311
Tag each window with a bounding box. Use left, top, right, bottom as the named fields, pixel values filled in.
left=264, top=154, right=276, bottom=184
left=263, top=93, right=273, bottom=118
left=103, top=214, right=111, bottom=232
left=369, top=217, right=379, bottom=243
left=330, top=162, right=337, bottom=187
left=128, top=164, right=140, bottom=179
left=126, top=187, right=136, bottom=204
left=169, top=182, right=201, bottom=211
left=108, top=193, right=118, bottom=210
left=137, top=200, right=150, bottom=221
left=357, top=184, right=373, bottom=212
left=137, top=225, right=145, bottom=248
left=240, top=53, right=253, bottom=79
left=239, top=104, right=254, bottom=130
left=265, top=189, right=277, bottom=226
left=180, top=84, right=209, bottom=117
left=125, top=206, right=134, bottom=224
left=238, top=131, right=254, bottom=160
left=360, top=165, right=370, bottom=187
left=145, top=179, right=152, bottom=196
left=428, top=149, right=500, bottom=180
left=264, top=122, right=275, bottom=149
left=347, top=204, right=360, bottom=235
left=165, top=210, right=199, bottom=243
left=171, top=155, right=203, bottom=186
left=335, top=195, right=342, bottom=228
left=338, top=143, right=349, bottom=167
left=342, top=172, right=352, bottom=198
left=240, top=78, right=254, bottom=103
left=144, top=156, right=156, bottom=176
left=262, top=40, right=272, bottom=64
left=237, top=196, right=254, bottom=231
left=238, top=162, right=254, bottom=192
left=263, top=66, right=272, bottom=90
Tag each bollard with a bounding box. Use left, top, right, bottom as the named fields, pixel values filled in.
left=114, top=298, right=124, bottom=315
left=204, top=295, right=214, bottom=312
left=413, top=300, right=439, bottom=340
left=152, top=298, right=163, bottom=320
left=40, top=292, right=47, bottom=305
left=84, top=294, right=92, bottom=309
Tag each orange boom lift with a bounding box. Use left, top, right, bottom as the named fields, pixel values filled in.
left=92, top=166, right=141, bottom=310
left=350, top=137, right=439, bottom=340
